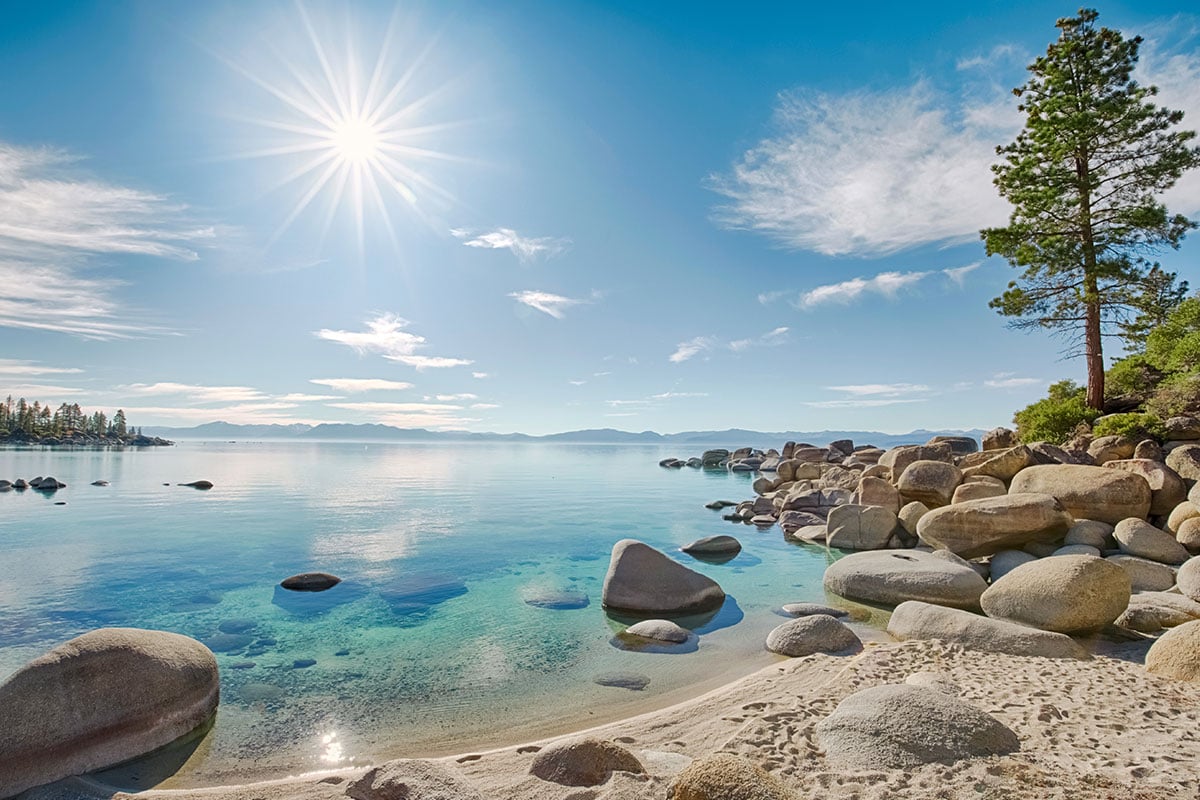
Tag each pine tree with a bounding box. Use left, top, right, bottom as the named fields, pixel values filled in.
left=982, top=8, right=1200, bottom=410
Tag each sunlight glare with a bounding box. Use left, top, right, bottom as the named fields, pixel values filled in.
left=330, top=116, right=381, bottom=164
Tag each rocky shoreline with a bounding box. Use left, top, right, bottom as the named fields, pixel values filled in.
left=6, top=422, right=1200, bottom=798
left=0, top=432, right=173, bottom=448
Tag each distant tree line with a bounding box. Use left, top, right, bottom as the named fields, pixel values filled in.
left=0, top=396, right=144, bottom=441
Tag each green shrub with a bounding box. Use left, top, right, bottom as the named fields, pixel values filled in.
left=1146, top=297, right=1200, bottom=373
left=1145, top=372, right=1200, bottom=419
left=1013, top=380, right=1100, bottom=444
left=1092, top=412, right=1165, bottom=440
left=1105, top=354, right=1161, bottom=402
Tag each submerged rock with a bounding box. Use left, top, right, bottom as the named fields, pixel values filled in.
left=522, top=584, right=590, bottom=610
left=280, top=572, right=342, bottom=592
left=592, top=672, right=651, bottom=691
left=180, top=480, right=214, bottom=490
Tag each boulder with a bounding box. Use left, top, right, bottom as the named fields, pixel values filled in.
left=701, top=449, right=729, bottom=467
left=667, top=753, right=798, bottom=800
left=1178, top=517, right=1200, bottom=553
left=765, top=614, right=860, bottom=657
left=1113, top=518, right=1190, bottom=565
left=983, top=428, right=1019, bottom=450
left=521, top=584, right=589, bottom=610
left=1145, top=620, right=1200, bottom=682
left=1134, top=440, right=1165, bottom=461
left=1053, top=544, right=1101, bottom=557
left=280, top=572, right=342, bottom=592
left=951, top=480, right=1007, bottom=504
left=814, top=684, right=1019, bottom=769
left=347, top=760, right=482, bottom=800
left=896, top=460, right=963, bottom=508
left=1105, top=554, right=1178, bottom=592
left=1008, top=464, right=1152, bottom=524
left=916, top=493, right=1073, bottom=558
left=1064, top=519, right=1114, bottom=549
left=529, top=738, right=644, bottom=786
left=1177, top=557, right=1200, bottom=603
left=1123, top=591, right=1200, bottom=629
left=787, top=524, right=828, bottom=544
left=823, top=550, right=987, bottom=611
left=1104, top=459, right=1187, bottom=516
left=624, top=619, right=691, bottom=644
left=819, top=465, right=861, bottom=491
left=682, top=535, right=742, bottom=556
left=961, top=445, right=1035, bottom=483
left=1172, top=501, right=1200, bottom=535
left=980, top=555, right=1130, bottom=633
left=180, top=480, right=214, bottom=490
left=1165, top=416, right=1200, bottom=441
left=602, top=539, right=725, bottom=614
left=898, top=501, right=930, bottom=536
left=927, top=435, right=979, bottom=455
left=854, top=447, right=886, bottom=465
left=887, top=600, right=1088, bottom=659
left=1166, top=444, right=1200, bottom=484
left=780, top=602, right=849, bottom=618
left=988, top=549, right=1038, bottom=582
left=0, top=628, right=219, bottom=799
left=879, top=444, right=954, bottom=477
left=1088, top=435, right=1137, bottom=465
left=856, top=475, right=900, bottom=513
left=1028, top=441, right=1088, bottom=466
left=826, top=504, right=898, bottom=551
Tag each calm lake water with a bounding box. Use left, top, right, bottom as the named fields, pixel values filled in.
left=0, top=440, right=856, bottom=786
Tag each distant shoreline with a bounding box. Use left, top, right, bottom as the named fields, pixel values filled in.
left=0, top=432, right=174, bottom=447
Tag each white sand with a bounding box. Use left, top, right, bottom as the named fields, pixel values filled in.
left=30, top=638, right=1200, bottom=800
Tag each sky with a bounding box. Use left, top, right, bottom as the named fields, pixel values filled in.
left=1, top=0, right=1199, bottom=435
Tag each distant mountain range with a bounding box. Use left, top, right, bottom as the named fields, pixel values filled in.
left=140, top=421, right=986, bottom=449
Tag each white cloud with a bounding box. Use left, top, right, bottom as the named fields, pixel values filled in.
left=984, top=376, right=1043, bottom=389
left=943, top=262, right=981, bottom=286
left=568, top=379, right=587, bottom=386
left=433, top=393, right=478, bottom=401
left=669, top=336, right=717, bottom=363
left=509, top=290, right=586, bottom=319
left=472, top=372, right=490, bottom=379
left=730, top=326, right=789, bottom=351
left=796, top=271, right=930, bottom=309
left=606, top=399, right=651, bottom=407
left=649, top=391, right=708, bottom=399
left=121, top=403, right=304, bottom=425
left=803, top=398, right=927, bottom=409
left=122, top=382, right=266, bottom=403
left=470, top=402, right=500, bottom=409
left=0, top=360, right=82, bottom=377
left=310, top=378, right=414, bottom=392
left=0, top=142, right=213, bottom=338
left=758, top=290, right=789, bottom=305
left=711, top=80, right=1017, bottom=256
left=826, top=383, right=931, bottom=396
left=0, top=383, right=92, bottom=398
left=956, top=44, right=1023, bottom=71
left=451, top=227, right=569, bottom=262
left=324, top=399, right=477, bottom=430
left=316, top=314, right=472, bottom=370
left=1139, top=28, right=1200, bottom=215
left=277, top=393, right=340, bottom=402
left=327, top=401, right=464, bottom=413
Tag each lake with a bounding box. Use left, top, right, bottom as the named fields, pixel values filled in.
left=0, top=440, right=854, bottom=787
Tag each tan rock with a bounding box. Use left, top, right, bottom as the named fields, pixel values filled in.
left=1088, top=435, right=1137, bottom=464
left=826, top=504, right=898, bottom=551
left=823, top=549, right=987, bottom=611
left=980, top=555, right=1130, bottom=633
left=898, top=500, right=930, bottom=536
left=951, top=480, right=1007, bottom=504
left=896, top=460, right=963, bottom=508
left=1178, top=557, right=1200, bottom=603
left=667, top=753, right=798, bottom=800
left=856, top=475, right=900, bottom=513
left=1009, top=464, right=1152, bottom=525
left=961, top=445, right=1035, bottom=483
left=887, top=600, right=1088, bottom=659
left=1064, top=519, right=1114, bottom=549
left=1146, top=620, right=1200, bottom=682
left=1104, top=459, right=1187, bottom=516
left=1113, top=518, right=1189, bottom=565
left=1178, top=517, right=1200, bottom=553
left=529, top=738, right=644, bottom=786
left=1166, top=444, right=1200, bottom=483
left=1105, top=554, right=1178, bottom=592
left=982, top=427, right=1019, bottom=451
left=765, top=614, right=860, bottom=657
left=1167, top=501, right=1200, bottom=534
left=916, top=493, right=1073, bottom=559
left=879, top=443, right=954, bottom=478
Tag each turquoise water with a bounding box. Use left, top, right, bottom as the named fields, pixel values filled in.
left=0, top=441, right=846, bottom=786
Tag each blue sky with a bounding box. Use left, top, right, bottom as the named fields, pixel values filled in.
left=1, top=1, right=1198, bottom=435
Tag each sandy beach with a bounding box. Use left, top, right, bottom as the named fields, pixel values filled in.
left=22, top=635, right=1199, bottom=800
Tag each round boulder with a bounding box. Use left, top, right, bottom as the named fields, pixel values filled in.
left=1105, top=554, right=1178, bottom=592
left=765, top=614, right=860, bottom=657
left=1177, top=557, right=1200, bottom=603
left=825, top=504, right=898, bottom=551
left=1178, top=517, right=1200, bottom=553
left=823, top=549, right=987, bottom=611
left=916, top=493, right=1073, bottom=559
left=1145, top=620, right=1200, bottom=682
left=667, top=753, right=798, bottom=800
left=896, top=460, right=963, bottom=508
left=1008, top=464, right=1151, bottom=524
left=980, top=555, right=1131, bottom=633
left=681, top=535, right=741, bottom=555
left=1104, top=459, right=1187, bottom=516
left=602, top=539, right=725, bottom=614
left=780, top=602, right=849, bottom=618
left=529, top=738, right=645, bottom=786
left=887, top=601, right=1087, bottom=659
left=1166, top=444, right=1200, bottom=483
left=0, top=628, right=219, bottom=799
left=988, top=549, right=1038, bottom=582
left=814, top=684, right=1019, bottom=769
left=1064, top=519, right=1114, bottom=549
left=624, top=619, right=691, bottom=643
left=1113, top=518, right=1189, bottom=565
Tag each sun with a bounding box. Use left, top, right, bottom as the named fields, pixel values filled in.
left=225, top=4, right=463, bottom=249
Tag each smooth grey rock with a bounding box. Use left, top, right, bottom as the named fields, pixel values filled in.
left=1123, top=591, right=1200, bottom=628
left=681, top=535, right=741, bottom=555
left=529, top=738, right=645, bottom=786
left=988, top=549, right=1038, bottom=582
left=280, top=572, right=342, bottom=592
left=1113, top=518, right=1190, bottom=565
left=1145, top=620, right=1200, bottom=682
left=981, top=555, right=1131, bottom=633
left=815, top=684, right=1019, bottom=769
left=1106, top=554, right=1178, bottom=591
left=624, top=619, right=690, bottom=643
left=1064, top=519, right=1114, bottom=549
left=0, top=628, right=219, bottom=799
left=1177, top=557, right=1200, bottom=603
left=887, top=600, right=1088, bottom=659
left=601, top=539, right=725, bottom=614
left=781, top=602, right=849, bottom=618
left=1053, top=544, right=1101, bottom=557
left=823, top=549, right=987, bottom=611
left=765, top=614, right=860, bottom=657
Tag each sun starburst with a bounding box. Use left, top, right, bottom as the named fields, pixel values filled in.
left=224, top=3, right=465, bottom=252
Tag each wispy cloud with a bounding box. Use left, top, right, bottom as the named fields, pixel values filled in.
left=670, top=326, right=791, bottom=362
left=956, top=43, right=1023, bottom=71
left=1139, top=25, right=1200, bottom=215
left=276, top=393, right=340, bottom=402
left=803, top=398, right=927, bottom=409
left=669, top=336, right=718, bottom=363
left=508, top=290, right=588, bottom=319
left=451, top=227, right=569, bottom=262
left=0, top=142, right=214, bottom=338
left=432, top=393, right=478, bottom=401
left=0, top=360, right=83, bottom=377
left=310, top=378, right=414, bottom=393
left=825, top=383, right=931, bottom=396
left=121, top=403, right=305, bottom=425
left=729, top=326, right=789, bottom=351
left=568, top=379, right=587, bottom=386
left=470, top=402, right=500, bottom=409
left=0, top=383, right=92, bottom=398
left=984, top=375, right=1043, bottom=389
left=943, top=262, right=981, bottom=286
left=472, top=372, right=490, bottom=379
left=649, top=391, right=708, bottom=400
left=325, top=400, right=476, bottom=430
left=796, top=271, right=930, bottom=309
left=122, top=382, right=266, bottom=403
left=315, top=314, right=473, bottom=370
left=326, top=401, right=464, bottom=413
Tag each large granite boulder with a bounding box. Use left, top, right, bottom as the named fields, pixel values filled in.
left=765, top=614, right=860, bottom=657
left=1088, top=435, right=1137, bottom=465
left=1177, top=557, right=1200, bottom=603
left=1008, top=464, right=1152, bottom=524
left=896, top=460, right=963, bottom=508
left=1123, top=592, right=1200, bottom=629
left=825, top=504, right=898, bottom=550
left=667, top=753, right=798, bottom=800
left=347, top=760, right=483, bottom=800
left=982, top=427, right=1019, bottom=451
left=951, top=479, right=1007, bottom=504
left=1166, top=444, right=1200, bottom=484
left=1104, top=459, right=1187, bottom=516
left=0, top=628, right=219, bottom=799
left=916, top=493, right=1073, bottom=558
left=1104, top=554, right=1178, bottom=592
left=856, top=475, right=901, bottom=513
left=602, top=539, right=725, bottom=614
left=814, top=684, right=1019, bottom=769
left=1145, top=620, right=1200, bottom=682
left=887, top=601, right=1088, bottom=659
left=926, top=435, right=979, bottom=455
left=879, top=443, right=954, bottom=477
left=1113, top=518, right=1189, bottom=565
left=529, top=738, right=645, bottom=786
left=961, top=445, right=1035, bottom=483
left=980, top=555, right=1130, bottom=633
left=988, top=549, right=1038, bottom=581
left=823, top=550, right=987, bottom=611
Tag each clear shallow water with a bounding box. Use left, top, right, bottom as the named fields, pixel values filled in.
left=0, top=441, right=851, bottom=786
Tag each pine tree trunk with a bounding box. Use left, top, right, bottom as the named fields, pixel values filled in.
left=1085, top=291, right=1105, bottom=411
